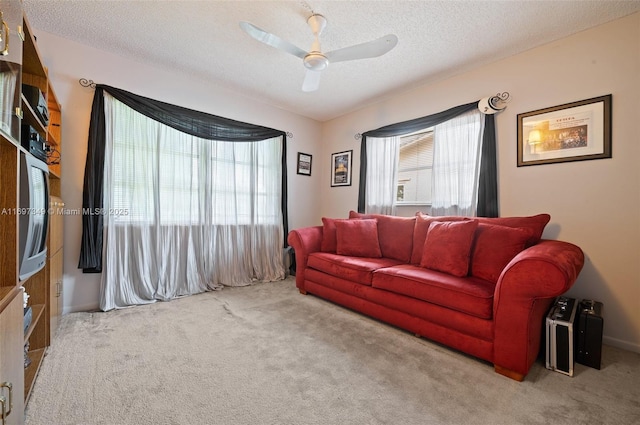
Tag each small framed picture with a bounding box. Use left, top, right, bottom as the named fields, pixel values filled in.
left=331, top=150, right=352, bottom=187
left=297, top=152, right=312, bottom=176
left=517, top=95, right=612, bottom=166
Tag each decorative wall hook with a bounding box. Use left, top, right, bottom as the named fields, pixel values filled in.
left=79, top=78, right=96, bottom=89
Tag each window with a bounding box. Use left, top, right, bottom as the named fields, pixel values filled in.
left=80, top=84, right=289, bottom=281
left=396, top=129, right=434, bottom=205
left=107, top=98, right=282, bottom=226
left=361, top=106, right=492, bottom=217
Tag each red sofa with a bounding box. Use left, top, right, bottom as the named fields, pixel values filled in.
left=287, top=211, right=584, bottom=381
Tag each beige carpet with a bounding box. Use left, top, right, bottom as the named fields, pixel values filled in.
left=25, top=277, right=640, bottom=425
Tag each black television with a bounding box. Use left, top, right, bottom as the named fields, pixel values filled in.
left=19, top=151, right=49, bottom=281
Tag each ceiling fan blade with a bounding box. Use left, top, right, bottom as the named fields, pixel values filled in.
left=302, top=69, right=322, bottom=92
left=239, top=21, right=307, bottom=59
left=325, top=34, right=398, bottom=63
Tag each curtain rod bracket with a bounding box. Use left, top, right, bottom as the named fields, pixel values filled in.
left=79, top=78, right=96, bottom=89
left=354, top=133, right=362, bottom=140
left=478, top=92, right=510, bottom=114
left=286, top=131, right=293, bottom=139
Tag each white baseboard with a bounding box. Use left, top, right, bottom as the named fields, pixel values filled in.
left=603, top=335, right=640, bottom=353
left=62, top=302, right=100, bottom=315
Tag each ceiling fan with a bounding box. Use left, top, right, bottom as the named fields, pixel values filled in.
left=239, top=14, right=398, bottom=92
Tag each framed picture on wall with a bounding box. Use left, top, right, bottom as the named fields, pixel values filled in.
left=331, top=150, right=352, bottom=187
left=517, top=94, right=612, bottom=166
left=297, top=152, right=312, bottom=176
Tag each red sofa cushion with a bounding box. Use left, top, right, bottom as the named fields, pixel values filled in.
left=411, top=213, right=469, bottom=264
left=420, top=220, right=479, bottom=277
left=335, top=219, right=382, bottom=258
left=372, top=264, right=495, bottom=319
left=349, top=211, right=416, bottom=262
left=475, top=214, right=550, bottom=247
left=305, top=268, right=494, bottom=341
left=470, top=223, right=530, bottom=283
left=307, top=252, right=403, bottom=286
left=320, top=217, right=349, bottom=253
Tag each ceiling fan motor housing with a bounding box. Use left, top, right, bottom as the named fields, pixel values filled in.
left=304, top=52, right=329, bottom=71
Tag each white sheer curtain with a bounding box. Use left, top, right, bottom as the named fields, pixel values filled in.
left=100, top=94, right=285, bottom=311
left=431, top=109, right=484, bottom=216
left=365, top=136, right=400, bottom=214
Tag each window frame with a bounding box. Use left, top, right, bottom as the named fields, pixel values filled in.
left=395, top=128, right=434, bottom=207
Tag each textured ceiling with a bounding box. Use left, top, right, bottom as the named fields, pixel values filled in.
left=23, top=1, right=640, bottom=122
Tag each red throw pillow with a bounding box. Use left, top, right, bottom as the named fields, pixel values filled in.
left=411, top=212, right=469, bottom=264
left=470, top=223, right=530, bottom=283
left=475, top=214, right=550, bottom=247
left=321, top=217, right=350, bottom=253
left=420, top=220, right=478, bottom=277
left=335, top=219, right=382, bottom=258
left=348, top=211, right=415, bottom=262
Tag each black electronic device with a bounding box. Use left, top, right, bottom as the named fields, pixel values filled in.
left=545, top=296, right=577, bottom=376
left=23, top=306, right=33, bottom=334
left=22, top=84, right=50, bottom=126
left=21, top=124, right=47, bottom=162
left=575, top=299, right=604, bottom=370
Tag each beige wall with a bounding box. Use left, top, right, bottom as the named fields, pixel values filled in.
left=319, top=13, right=640, bottom=351
left=34, top=32, right=323, bottom=313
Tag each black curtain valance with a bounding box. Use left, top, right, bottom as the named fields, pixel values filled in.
left=79, top=85, right=288, bottom=272
left=357, top=101, right=497, bottom=217
left=361, top=101, right=479, bottom=139
left=100, top=85, right=285, bottom=142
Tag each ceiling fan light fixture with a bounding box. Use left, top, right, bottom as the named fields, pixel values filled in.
left=303, top=52, right=329, bottom=71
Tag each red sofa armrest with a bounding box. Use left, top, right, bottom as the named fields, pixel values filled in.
left=493, top=240, right=585, bottom=379
left=287, top=226, right=323, bottom=292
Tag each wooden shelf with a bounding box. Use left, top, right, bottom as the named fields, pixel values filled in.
left=49, top=167, right=61, bottom=180
left=23, top=303, right=44, bottom=342
left=46, top=124, right=61, bottom=147
left=47, top=80, right=62, bottom=176
left=47, top=81, right=62, bottom=146
left=20, top=92, right=48, bottom=134
left=24, top=347, right=45, bottom=404
left=49, top=172, right=61, bottom=197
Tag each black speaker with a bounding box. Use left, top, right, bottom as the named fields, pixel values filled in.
left=22, top=84, right=49, bottom=126
left=546, top=297, right=577, bottom=376
left=575, top=300, right=603, bottom=370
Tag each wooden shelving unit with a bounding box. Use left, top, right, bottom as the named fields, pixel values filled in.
left=23, top=348, right=45, bottom=402
left=0, top=3, right=64, bottom=421
left=47, top=83, right=62, bottom=178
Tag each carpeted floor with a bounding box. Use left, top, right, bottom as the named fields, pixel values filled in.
left=25, top=277, right=640, bottom=425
